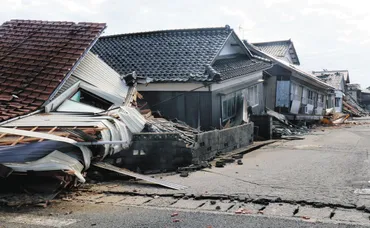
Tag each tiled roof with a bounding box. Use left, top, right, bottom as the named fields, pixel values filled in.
left=0, top=19, right=106, bottom=122
left=312, top=70, right=350, bottom=83
left=245, top=41, right=334, bottom=90
left=315, top=73, right=344, bottom=90
left=212, top=55, right=271, bottom=80
left=92, top=26, right=236, bottom=82
left=252, top=40, right=300, bottom=65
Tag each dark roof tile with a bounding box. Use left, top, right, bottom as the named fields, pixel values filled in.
left=92, top=26, right=233, bottom=82
left=0, top=19, right=106, bottom=122
left=252, top=40, right=300, bottom=65
left=212, top=55, right=272, bottom=80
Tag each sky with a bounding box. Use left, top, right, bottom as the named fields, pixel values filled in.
left=1, top=0, right=369, bottom=88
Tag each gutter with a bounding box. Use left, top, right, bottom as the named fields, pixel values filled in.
left=0, top=109, right=42, bottom=126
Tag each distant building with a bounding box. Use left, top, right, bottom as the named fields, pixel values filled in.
left=252, top=39, right=300, bottom=65
left=312, top=70, right=348, bottom=113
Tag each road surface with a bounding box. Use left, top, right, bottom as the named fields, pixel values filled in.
left=1, top=123, right=370, bottom=227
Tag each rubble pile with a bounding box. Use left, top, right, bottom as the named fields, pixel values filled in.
left=141, top=110, right=200, bottom=147
left=266, top=108, right=309, bottom=139
left=343, top=95, right=368, bottom=117
left=321, top=109, right=350, bottom=125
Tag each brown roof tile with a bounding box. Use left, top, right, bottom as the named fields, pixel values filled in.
left=0, top=19, right=106, bottom=122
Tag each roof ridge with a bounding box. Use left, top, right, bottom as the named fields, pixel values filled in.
left=100, top=25, right=232, bottom=39
left=252, top=39, right=292, bottom=45
left=5, top=19, right=106, bottom=26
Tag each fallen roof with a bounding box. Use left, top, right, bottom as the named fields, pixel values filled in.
left=92, top=26, right=269, bottom=82
left=244, top=41, right=334, bottom=90
left=315, top=73, right=344, bottom=91
left=312, top=70, right=350, bottom=84
left=0, top=19, right=106, bottom=122
left=252, top=40, right=300, bottom=65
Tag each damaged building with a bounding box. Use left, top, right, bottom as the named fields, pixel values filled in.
left=88, top=26, right=276, bottom=170
left=313, top=70, right=368, bottom=117
left=0, top=19, right=150, bottom=193
left=0, top=21, right=265, bottom=193
left=245, top=40, right=335, bottom=121
left=91, top=25, right=273, bottom=130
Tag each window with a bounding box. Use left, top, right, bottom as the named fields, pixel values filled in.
left=222, top=93, right=237, bottom=121
left=70, top=89, right=113, bottom=110
left=308, top=90, right=314, bottom=105
left=317, top=94, right=324, bottom=107
left=335, top=98, right=341, bottom=107
left=247, top=85, right=258, bottom=106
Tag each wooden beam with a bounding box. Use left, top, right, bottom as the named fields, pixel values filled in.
left=38, top=126, right=58, bottom=142
left=11, top=126, right=38, bottom=146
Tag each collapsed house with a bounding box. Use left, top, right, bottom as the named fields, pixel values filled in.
left=86, top=25, right=273, bottom=169
left=0, top=20, right=149, bottom=193
left=0, top=22, right=260, bottom=196
left=312, top=70, right=346, bottom=113
left=245, top=40, right=335, bottom=121
left=313, top=70, right=368, bottom=117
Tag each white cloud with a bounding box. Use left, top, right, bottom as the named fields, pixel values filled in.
left=263, top=0, right=292, bottom=8
left=301, top=7, right=349, bottom=19
left=219, top=6, right=256, bottom=30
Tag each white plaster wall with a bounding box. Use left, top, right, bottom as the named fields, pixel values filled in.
left=219, top=36, right=244, bottom=56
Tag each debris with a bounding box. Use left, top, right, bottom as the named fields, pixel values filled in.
left=215, top=161, right=225, bottom=168
left=232, top=154, right=243, bottom=159
left=93, top=162, right=187, bottom=190
left=64, top=211, right=73, bottom=215
left=210, top=200, right=216, bottom=205
left=180, top=171, right=189, bottom=177
left=235, top=208, right=252, bottom=214
left=237, top=160, right=243, bottom=165
left=329, top=210, right=335, bottom=219
left=215, top=206, right=221, bottom=210
left=293, top=206, right=299, bottom=216
left=266, top=108, right=309, bottom=138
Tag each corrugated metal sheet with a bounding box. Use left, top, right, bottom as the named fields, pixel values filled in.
left=4, top=151, right=85, bottom=182
left=3, top=107, right=145, bottom=158
left=58, top=52, right=128, bottom=101
left=56, top=76, right=80, bottom=97
left=113, top=106, right=146, bottom=133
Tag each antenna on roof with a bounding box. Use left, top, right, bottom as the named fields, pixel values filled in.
left=238, top=25, right=244, bottom=39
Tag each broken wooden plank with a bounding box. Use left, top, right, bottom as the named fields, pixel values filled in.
left=11, top=126, right=38, bottom=146
left=38, top=126, right=58, bottom=142
left=93, top=162, right=187, bottom=190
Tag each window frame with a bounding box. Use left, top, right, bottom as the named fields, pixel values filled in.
left=221, top=92, right=237, bottom=121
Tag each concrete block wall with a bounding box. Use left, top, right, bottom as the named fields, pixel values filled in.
left=192, top=123, right=254, bottom=164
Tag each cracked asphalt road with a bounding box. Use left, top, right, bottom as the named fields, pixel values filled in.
left=90, top=124, right=370, bottom=208
left=3, top=124, right=370, bottom=227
